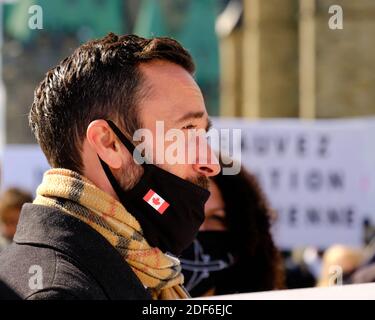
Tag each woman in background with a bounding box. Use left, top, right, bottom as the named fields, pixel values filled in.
left=180, top=162, right=285, bottom=297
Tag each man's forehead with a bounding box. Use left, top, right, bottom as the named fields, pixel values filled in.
left=138, top=61, right=207, bottom=123
left=139, top=60, right=198, bottom=89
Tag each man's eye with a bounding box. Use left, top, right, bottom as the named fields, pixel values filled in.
left=182, top=124, right=196, bottom=130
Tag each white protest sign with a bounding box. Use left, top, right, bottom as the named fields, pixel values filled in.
left=211, top=118, right=370, bottom=250
left=0, top=144, right=49, bottom=195
left=198, top=282, right=375, bottom=300
left=360, top=118, right=375, bottom=226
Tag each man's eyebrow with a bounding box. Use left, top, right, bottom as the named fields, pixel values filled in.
left=176, top=111, right=212, bottom=132
left=176, top=111, right=205, bottom=123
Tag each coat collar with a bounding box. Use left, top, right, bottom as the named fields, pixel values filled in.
left=14, top=203, right=151, bottom=300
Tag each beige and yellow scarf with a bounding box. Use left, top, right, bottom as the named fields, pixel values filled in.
left=34, top=168, right=189, bottom=300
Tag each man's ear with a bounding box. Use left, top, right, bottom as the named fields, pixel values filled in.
left=86, top=120, right=123, bottom=169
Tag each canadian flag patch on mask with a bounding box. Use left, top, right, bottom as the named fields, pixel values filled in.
left=143, top=189, right=170, bottom=214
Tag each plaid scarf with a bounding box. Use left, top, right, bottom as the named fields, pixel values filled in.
left=33, top=168, right=189, bottom=300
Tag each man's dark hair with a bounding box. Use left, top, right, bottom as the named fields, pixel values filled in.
left=29, top=33, right=195, bottom=173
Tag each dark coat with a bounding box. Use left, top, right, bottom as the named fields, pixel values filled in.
left=0, top=203, right=152, bottom=300
left=0, top=280, right=21, bottom=300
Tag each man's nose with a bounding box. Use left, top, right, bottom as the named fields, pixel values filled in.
left=192, top=145, right=221, bottom=177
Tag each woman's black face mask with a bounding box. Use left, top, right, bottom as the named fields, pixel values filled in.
left=98, top=120, right=211, bottom=256
left=179, top=231, right=236, bottom=297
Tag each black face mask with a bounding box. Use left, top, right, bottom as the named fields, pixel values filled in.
left=99, top=120, right=210, bottom=256
left=179, top=231, right=236, bottom=297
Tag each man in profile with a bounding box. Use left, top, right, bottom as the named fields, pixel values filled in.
left=0, top=33, right=220, bottom=300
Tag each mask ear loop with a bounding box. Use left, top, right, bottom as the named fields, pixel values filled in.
left=99, top=157, right=124, bottom=199
left=106, top=120, right=136, bottom=154
left=98, top=120, right=144, bottom=203
left=106, top=119, right=145, bottom=165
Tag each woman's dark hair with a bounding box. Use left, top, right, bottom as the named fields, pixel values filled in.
left=213, top=164, right=285, bottom=293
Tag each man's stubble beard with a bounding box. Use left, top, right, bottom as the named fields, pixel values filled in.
left=114, top=159, right=144, bottom=191
left=188, top=175, right=209, bottom=191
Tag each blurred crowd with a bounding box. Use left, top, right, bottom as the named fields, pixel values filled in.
left=0, top=187, right=32, bottom=251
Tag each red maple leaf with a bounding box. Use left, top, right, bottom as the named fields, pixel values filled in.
left=152, top=197, right=160, bottom=206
